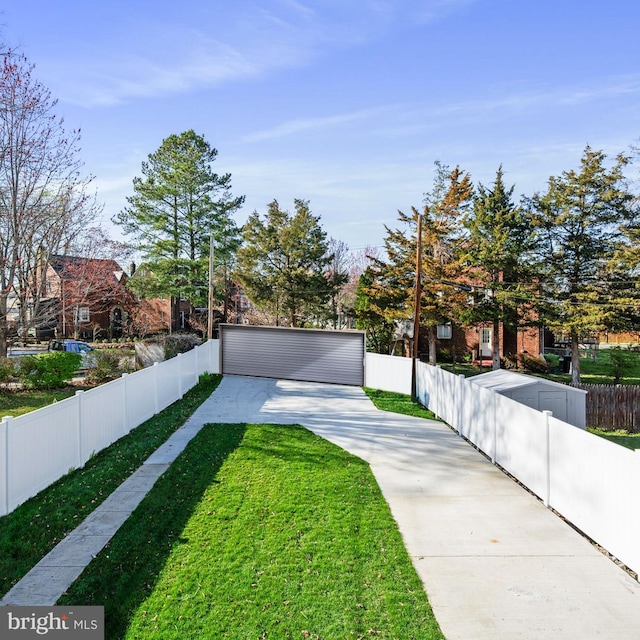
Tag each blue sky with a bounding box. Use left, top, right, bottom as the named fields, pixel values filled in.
left=4, top=1, right=640, bottom=253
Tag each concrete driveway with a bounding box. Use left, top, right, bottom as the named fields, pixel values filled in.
left=199, top=376, right=640, bottom=640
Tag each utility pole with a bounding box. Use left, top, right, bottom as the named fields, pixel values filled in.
left=207, top=234, right=214, bottom=340
left=411, top=211, right=423, bottom=401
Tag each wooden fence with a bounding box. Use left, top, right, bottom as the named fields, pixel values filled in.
left=577, top=383, right=640, bottom=432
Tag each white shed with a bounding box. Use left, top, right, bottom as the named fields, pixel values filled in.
left=470, top=369, right=588, bottom=429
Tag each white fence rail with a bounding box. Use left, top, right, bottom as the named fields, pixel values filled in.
left=415, top=360, right=640, bottom=578
left=0, top=340, right=220, bottom=516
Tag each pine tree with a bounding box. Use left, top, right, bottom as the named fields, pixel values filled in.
left=114, top=130, right=243, bottom=330
left=234, top=199, right=338, bottom=327
left=531, top=145, right=634, bottom=383
left=463, top=166, right=535, bottom=369
left=353, top=266, right=395, bottom=353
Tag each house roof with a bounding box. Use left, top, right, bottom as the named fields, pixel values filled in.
left=49, top=255, right=125, bottom=283
left=469, top=369, right=588, bottom=395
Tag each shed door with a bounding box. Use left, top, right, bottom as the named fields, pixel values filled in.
left=539, top=391, right=568, bottom=422
left=220, top=325, right=365, bottom=386
left=510, top=389, right=539, bottom=411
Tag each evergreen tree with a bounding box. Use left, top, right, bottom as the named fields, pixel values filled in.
left=354, top=266, right=395, bottom=354
left=114, top=130, right=243, bottom=330
left=234, top=199, right=338, bottom=327
left=463, top=166, right=536, bottom=369
left=365, top=162, right=473, bottom=363
left=531, top=145, right=634, bottom=383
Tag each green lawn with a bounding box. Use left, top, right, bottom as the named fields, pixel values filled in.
left=0, top=374, right=222, bottom=598
left=439, top=349, right=640, bottom=386
left=587, top=428, right=640, bottom=450
left=60, top=422, right=443, bottom=640
left=0, top=387, right=90, bottom=417
left=364, top=387, right=440, bottom=420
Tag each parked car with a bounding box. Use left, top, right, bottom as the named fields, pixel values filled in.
left=49, top=339, right=95, bottom=368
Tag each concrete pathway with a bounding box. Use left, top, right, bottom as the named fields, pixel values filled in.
left=4, top=376, right=640, bottom=639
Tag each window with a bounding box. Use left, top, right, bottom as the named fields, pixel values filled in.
left=75, top=307, right=90, bottom=323
left=437, top=323, right=452, bottom=339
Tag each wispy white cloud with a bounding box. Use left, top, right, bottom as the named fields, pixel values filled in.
left=41, top=0, right=481, bottom=108
left=237, top=74, right=640, bottom=147
left=372, top=75, right=640, bottom=138
left=241, top=105, right=400, bottom=142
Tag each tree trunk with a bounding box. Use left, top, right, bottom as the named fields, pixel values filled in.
left=0, top=293, right=8, bottom=357
left=428, top=325, right=437, bottom=366
left=570, top=329, right=581, bottom=384
left=492, top=318, right=501, bottom=370
left=170, top=296, right=179, bottom=334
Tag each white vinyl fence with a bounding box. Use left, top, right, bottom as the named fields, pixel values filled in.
left=0, top=340, right=220, bottom=516
left=415, top=360, right=640, bottom=579
left=364, top=352, right=412, bottom=394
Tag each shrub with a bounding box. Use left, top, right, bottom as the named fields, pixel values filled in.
left=501, top=353, right=519, bottom=370
left=86, top=350, right=122, bottom=384
left=436, top=348, right=454, bottom=363
left=164, top=334, right=201, bottom=360
left=17, top=352, right=82, bottom=389
left=521, top=354, right=551, bottom=373
left=502, top=353, right=551, bottom=374
left=609, top=347, right=633, bottom=384
left=0, top=357, right=16, bottom=385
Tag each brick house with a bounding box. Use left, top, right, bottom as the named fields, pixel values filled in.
left=40, top=255, right=135, bottom=340
left=428, top=321, right=548, bottom=362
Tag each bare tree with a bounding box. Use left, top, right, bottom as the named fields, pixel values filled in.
left=0, top=50, right=99, bottom=355
left=336, top=246, right=380, bottom=327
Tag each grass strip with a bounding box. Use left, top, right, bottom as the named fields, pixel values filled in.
left=588, top=428, right=640, bottom=450
left=364, top=387, right=440, bottom=420
left=0, top=373, right=222, bottom=598
left=60, top=422, right=444, bottom=640
left=0, top=387, right=90, bottom=418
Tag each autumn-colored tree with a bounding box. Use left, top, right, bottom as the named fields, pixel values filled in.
left=365, top=162, right=473, bottom=362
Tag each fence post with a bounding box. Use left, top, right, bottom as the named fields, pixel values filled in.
left=121, top=373, right=129, bottom=435
left=177, top=353, right=184, bottom=399
left=458, top=374, right=465, bottom=437
left=153, top=362, right=160, bottom=414
left=543, top=410, right=552, bottom=507
left=434, top=365, right=440, bottom=421
left=491, top=392, right=497, bottom=465
left=1, top=417, right=10, bottom=516
left=76, top=390, right=84, bottom=466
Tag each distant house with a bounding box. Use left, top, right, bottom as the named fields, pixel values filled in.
left=430, top=321, right=549, bottom=361
left=40, top=255, right=134, bottom=340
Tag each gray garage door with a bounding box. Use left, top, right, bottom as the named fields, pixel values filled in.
left=220, top=324, right=365, bottom=386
